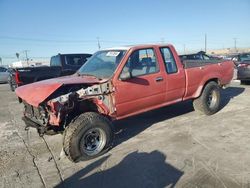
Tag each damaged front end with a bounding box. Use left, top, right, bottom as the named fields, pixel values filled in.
left=22, top=82, right=115, bottom=136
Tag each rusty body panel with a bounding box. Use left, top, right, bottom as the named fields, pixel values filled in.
left=46, top=81, right=115, bottom=126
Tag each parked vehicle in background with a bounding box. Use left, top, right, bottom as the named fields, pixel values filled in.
left=179, top=51, right=222, bottom=61
left=238, top=62, right=250, bottom=84
left=8, top=68, right=17, bottom=91
left=231, top=53, right=250, bottom=67
left=16, top=44, right=234, bottom=162
left=9, top=53, right=92, bottom=91
left=0, top=66, right=9, bottom=83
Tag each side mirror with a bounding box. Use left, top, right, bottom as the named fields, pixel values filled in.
left=120, top=71, right=132, bottom=81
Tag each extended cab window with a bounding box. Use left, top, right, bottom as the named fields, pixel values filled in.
left=160, top=47, right=178, bottom=74
left=122, top=48, right=159, bottom=77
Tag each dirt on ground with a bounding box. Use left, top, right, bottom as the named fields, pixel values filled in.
left=0, top=80, right=250, bottom=188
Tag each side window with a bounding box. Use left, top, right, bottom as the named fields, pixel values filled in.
left=122, top=48, right=159, bottom=77
left=65, top=56, right=81, bottom=66
left=50, top=56, right=61, bottom=66
left=0, top=67, right=7, bottom=72
left=64, top=55, right=90, bottom=66
left=160, top=47, right=178, bottom=74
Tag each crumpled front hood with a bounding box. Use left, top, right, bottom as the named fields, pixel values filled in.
left=15, top=75, right=105, bottom=107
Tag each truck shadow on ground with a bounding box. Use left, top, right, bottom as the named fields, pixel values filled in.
left=56, top=150, right=183, bottom=188
left=113, top=86, right=245, bottom=146
left=220, top=86, right=245, bottom=110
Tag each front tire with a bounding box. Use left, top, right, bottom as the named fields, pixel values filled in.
left=63, top=112, right=114, bottom=162
left=193, top=81, right=221, bottom=115
left=10, top=82, right=17, bottom=92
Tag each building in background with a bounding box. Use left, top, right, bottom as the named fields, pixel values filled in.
left=11, top=59, right=49, bottom=68
left=208, top=47, right=250, bottom=56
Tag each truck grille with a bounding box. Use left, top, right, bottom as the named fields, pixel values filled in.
left=25, top=103, right=34, bottom=116
left=23, top=102, right=47, bottom=126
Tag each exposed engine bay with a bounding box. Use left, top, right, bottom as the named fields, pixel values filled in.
left=22, top=82, right=115, bottom=135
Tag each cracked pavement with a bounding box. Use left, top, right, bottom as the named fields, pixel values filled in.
left=0, top=80, right=250, bottom=188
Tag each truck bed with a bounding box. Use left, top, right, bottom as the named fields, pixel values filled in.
left=182, top=59, right=226, bottom=69
left=15, top=66, right=62, bottom=85
left=183, top=59, right=234, bottom=100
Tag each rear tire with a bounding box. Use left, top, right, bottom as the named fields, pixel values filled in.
left=63, top=112, right=114, bottom=162
left=193, top=81, right=221, bottom=115
left=9, top=76, right=17, bottom=92
left=240, top=80, right=250, bottom=85
left=10, top=82, right=17, bottom=92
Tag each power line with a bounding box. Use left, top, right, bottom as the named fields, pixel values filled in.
left=0, top=35, right=133, bottom=44
left=0, top=36, right=97, bottom=43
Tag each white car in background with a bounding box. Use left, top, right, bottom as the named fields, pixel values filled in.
left=0, top=67, right=9, bottom=83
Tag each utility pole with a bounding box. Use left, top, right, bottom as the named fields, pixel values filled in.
left=23, top=50, right=29, bottom=64
left=183, top=44, right=186, bottom=54
left=0, top=57, right=2, bottom=65
left=233, top=38, right=237, bottom=52
left=205, top=34, right=207, bottom=52
left=97, top=37, right=101, bottom=49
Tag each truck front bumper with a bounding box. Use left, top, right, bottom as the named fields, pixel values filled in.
left=22, top=116, right=47, bottom=136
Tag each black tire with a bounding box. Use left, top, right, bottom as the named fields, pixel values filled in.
left=9, top=75, right=17, bottom=92
left=193, top=81, right=221, bottom=115
left=10, top=82, right=16, bottom=92
left=63, top=112, right=114, bottom=162
left=240, top=80, right=249, bottom=85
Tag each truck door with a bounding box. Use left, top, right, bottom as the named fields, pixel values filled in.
left=159, top=47, right=186, bottom=102
left=114, top=48, right=166, bottom=118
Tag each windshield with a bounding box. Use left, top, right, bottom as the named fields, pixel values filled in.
left=78, top=50, right=126, bottom=79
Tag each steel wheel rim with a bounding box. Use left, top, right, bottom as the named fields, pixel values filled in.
left=80, top=127, right=106, bottom=156
left=207, top=90, right=217, bottom=108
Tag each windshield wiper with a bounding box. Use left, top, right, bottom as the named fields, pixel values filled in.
left=77, top=73, right=102, bottom=80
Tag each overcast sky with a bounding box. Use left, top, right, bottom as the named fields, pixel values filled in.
left=0, top=0, right=250, bottom=64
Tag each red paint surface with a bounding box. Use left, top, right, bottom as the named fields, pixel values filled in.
left=16, top=44, right=234, bottom=122
left=15, top=75, right=104, bottom=107
left=112, top=44, right=234, bottom=120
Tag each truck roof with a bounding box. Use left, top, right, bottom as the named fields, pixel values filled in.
left=103, top=44, right=172, bottom=51
left=55, top=53, right=92, bottom=56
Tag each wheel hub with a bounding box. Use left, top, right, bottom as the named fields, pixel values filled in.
left=207, top=90, right=217, bottom=108
left=80, top=127, right=107, bottom=156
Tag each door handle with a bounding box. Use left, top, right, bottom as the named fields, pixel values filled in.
left=218, top=63, right=222, bottom=66
left=199, top=67, right=204, bottom=70
left=155, top=77, right=164, bottom=82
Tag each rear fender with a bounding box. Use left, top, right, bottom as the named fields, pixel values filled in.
left=193, top=78, right=219, bottom=99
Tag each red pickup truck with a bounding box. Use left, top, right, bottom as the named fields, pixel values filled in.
left=16, top=44, right=234, bottom=162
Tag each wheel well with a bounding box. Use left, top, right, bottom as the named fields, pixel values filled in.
left=194, top=78, right=219, bottom=99
left=63, top=99, right=113, bottom=128
left=204, top=78, right=219, bottom=87
left=63, top=100, right=99, bottom=128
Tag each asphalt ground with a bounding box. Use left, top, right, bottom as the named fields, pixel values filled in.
left=0, top=79, right=250, bottom=188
